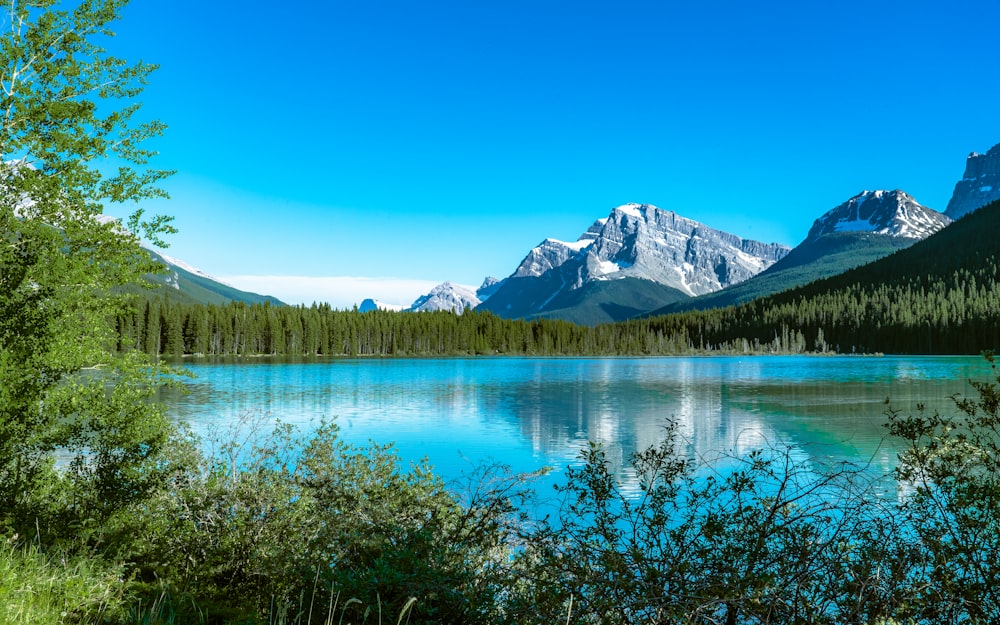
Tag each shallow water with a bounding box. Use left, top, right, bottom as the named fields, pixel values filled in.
left=159, top=355, right=993, bottom=493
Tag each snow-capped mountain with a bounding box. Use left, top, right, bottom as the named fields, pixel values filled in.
left=945, top=141, right=1000, bottom=219
left=408, top=277, right=506, bottom=314
left=806, top=190, right=951, bottom=242
left=409, top=282, right=479, bottom=313
left=579, top=204, right=790, bottom=295
left=358, top=298, right=406, bottom=312
left=479, top=203, right=790, bottom=322
left=654, top=190, right=950, bottom=315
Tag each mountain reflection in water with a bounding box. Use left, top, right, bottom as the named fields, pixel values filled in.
left=160, top=355, right=991, bottom=496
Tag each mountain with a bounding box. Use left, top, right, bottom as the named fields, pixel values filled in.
left=142, top=248, right=283, bottom=306
left=651, top=190, right=950, bottom=313
left=475, top=276, right=505, bottom=301
left=636, top=197, right=1000, bottom=355
left=407, top=277, right=506, bottom=313
left=805, top=189, right=950, bottom=240
left=409, top=282, right=480, bottom=313
left=358, top=298, right=406, bottom=312
left=478, top=203, right=790, bottom=324
left=945, top=141, right=1000, bottom=219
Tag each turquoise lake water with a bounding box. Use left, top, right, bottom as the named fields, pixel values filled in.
left=160, top=355, right=993, bottom=493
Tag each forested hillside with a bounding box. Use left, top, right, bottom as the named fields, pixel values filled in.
left=635, top=196, right=1000, bottom=355
left=136, top=249, right=285, bottom=306
left=119, top=199, right=1000, bottom=358
left=656, top=232, right=915, bottom=313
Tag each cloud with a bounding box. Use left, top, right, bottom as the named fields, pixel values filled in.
left=218, top=275, right=442, bottom=309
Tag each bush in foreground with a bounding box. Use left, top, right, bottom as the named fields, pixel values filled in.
left=9, top=356, right=1000, bottom=624
left=126, top=415, right=537, bottom=624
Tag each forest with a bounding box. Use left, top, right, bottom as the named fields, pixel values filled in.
left=119, top=222, right=1000, bottom=358
left=119, top=262, right=1000, bottom=358
left=118, top=199, right=1000, bottom=359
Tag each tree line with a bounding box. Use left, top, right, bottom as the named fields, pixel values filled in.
left=121, top=198, right=1000, bottom=358
left=120, top=252, right=1000, bottom=360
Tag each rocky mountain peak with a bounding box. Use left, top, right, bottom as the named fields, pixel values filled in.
left=806, top=190, right=951, bottom=242
left=408, top=281, right=478, bottom=313
left=496, top=202, right=790, bottom=308
left=945, top=141, right=1000, bottom=219
left=476, top=276, right=505, bottom=301
left=578, top=203, right=790, bottom=296
left=407, top=277, right=507, bottom=314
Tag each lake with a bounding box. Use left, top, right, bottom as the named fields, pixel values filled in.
left=160, top=355, right=994, bottom=494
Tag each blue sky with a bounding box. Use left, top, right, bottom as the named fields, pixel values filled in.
left=108, top=0, right=999, bottom=308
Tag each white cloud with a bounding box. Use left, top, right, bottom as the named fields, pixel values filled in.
left=218, top=275, right=441, bottom=309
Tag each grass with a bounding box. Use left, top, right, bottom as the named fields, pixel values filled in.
left=0, top=536, right=125, bottom=625
left=124, top=580, right=418, bottom=625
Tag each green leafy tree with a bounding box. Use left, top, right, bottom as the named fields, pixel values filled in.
left=886, top=351, right=1000, bottom=621
left=0, top=0, right=174, bottom=542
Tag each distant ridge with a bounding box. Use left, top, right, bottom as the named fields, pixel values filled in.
left=648, top=190, right=949, bottom=314
left=407, top=277, right=505, bottom=314
left=142, top=248, right=284, bottom=306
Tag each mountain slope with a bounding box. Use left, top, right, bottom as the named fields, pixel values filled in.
left=776, top=198, right=1000, bottom=302
left=142, top=249, right=283, bottom=306
left=945, top=141, right=1000, bottom=219
left=479, top=203, right=789, bottom=323
left=523, top=278, right=689, bottom=325
left=636, top=198, right=1000, bottom=354
left=649, top=190, right=949, bottom=314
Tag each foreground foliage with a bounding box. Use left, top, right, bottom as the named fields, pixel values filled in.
left=0, top=539, right=125, bottom=624
left=8, top=359, right=1000, bottom=624
left=121, top=416, right=536, bottom=624
left=0, top=0, right=175, bottom=545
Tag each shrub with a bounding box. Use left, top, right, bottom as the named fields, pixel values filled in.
left=130, top=414, right=538, bottom=624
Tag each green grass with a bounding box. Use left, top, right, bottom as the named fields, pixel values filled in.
left=0, top=538, right=125, bottom=625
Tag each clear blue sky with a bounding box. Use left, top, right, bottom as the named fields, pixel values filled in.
left=108, top=0, right=1000, bottom=307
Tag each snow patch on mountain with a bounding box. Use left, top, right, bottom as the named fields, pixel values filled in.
left=151, top=249, right=236, bottom=288
left=615, top=203, right=643, bottom=219
left=496, top=202, right=790, bottom=306
left=405, top=277, right=507, bottom=314
left=806, top=190, right=950, bottom=242
left=358, top=298, right=406, bottom=312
